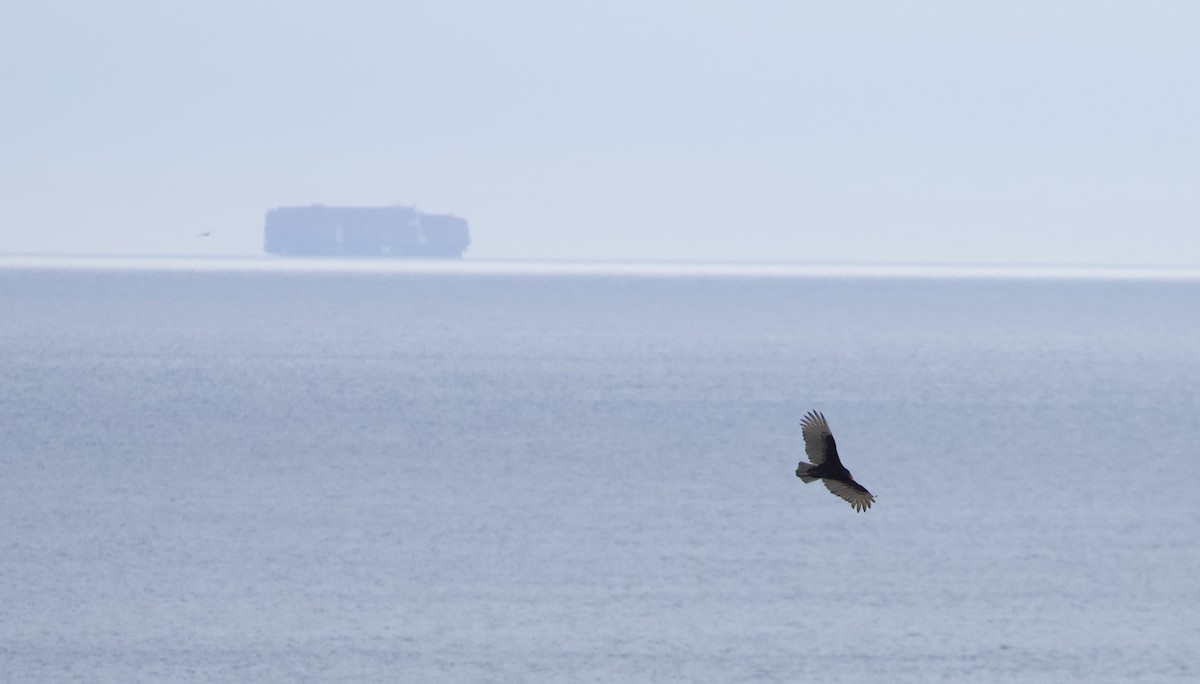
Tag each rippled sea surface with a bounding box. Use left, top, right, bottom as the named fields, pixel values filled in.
left=2, top=264, right=1198, bottom=682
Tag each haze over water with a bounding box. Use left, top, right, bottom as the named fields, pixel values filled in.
left=2, top=262, right=1198, bottom=682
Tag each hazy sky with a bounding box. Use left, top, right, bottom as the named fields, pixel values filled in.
left=2, top=1, right=1197, bottom=264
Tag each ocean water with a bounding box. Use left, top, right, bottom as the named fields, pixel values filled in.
left=2, top=263, right=1198, bottom=682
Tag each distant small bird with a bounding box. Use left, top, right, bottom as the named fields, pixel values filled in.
left=197, top=232, right=212, bottom=237
left=794, top=410, right=876, bottom=512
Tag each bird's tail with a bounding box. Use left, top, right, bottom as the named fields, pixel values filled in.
left=795, top=462, right=818, bottom=483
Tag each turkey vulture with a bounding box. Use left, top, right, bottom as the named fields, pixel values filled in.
left=794, top=410, right=875, bottom=512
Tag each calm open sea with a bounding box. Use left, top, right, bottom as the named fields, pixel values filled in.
left=2, top=262, right=1198, bottom=682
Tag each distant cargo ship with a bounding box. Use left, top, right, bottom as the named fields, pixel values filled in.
left=264, top=205, right=469, bottom=258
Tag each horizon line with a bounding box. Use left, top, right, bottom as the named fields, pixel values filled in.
left=3, top=254, right=1200, bottom=282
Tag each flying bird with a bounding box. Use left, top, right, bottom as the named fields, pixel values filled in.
left=794, top=410, right=876, bottom=512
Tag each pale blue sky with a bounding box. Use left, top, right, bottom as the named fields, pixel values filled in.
left=2, top=1, right=1197, bottom=264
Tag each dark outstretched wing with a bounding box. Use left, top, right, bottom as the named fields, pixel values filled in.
left=800, top=410, right=841, bottom=467
left=822, top=478, right=875, bottom=512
